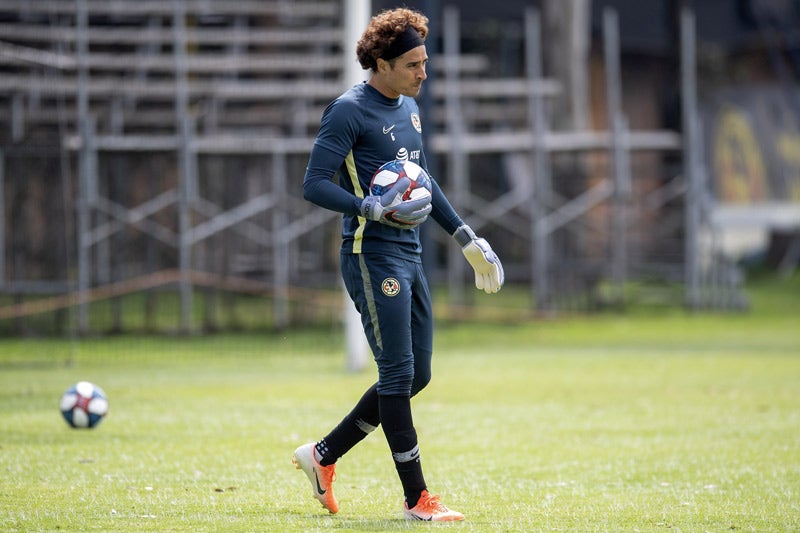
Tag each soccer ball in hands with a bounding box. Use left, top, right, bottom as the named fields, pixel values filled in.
left=370, top=159, right=432, bottom=204
left=60, top=381, right=109, bottom=429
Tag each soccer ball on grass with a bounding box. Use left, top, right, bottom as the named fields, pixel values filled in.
left=60, top=381, right=109, bottom=429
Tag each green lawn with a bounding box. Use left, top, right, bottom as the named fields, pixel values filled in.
left=1, top=274, right=798, bottom=532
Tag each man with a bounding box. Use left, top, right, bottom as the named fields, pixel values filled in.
left=293, top=7, right=503, bottom=521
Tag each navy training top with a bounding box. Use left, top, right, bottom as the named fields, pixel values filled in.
left=303, top=82, right=463, bottom=260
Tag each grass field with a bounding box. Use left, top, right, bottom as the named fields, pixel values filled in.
left=1, top=273, right=798, bottom=532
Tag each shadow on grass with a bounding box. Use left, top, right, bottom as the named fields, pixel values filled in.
left=284, top=509, right=434, bottom=531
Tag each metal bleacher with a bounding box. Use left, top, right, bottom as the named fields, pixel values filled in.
left=0, top=0, right=533, bottom=332
left=0, top=0, right=355, bottom=332
left=0, top=0, right=498, bottom=139
left=0, top=0, right=345, bottom=142
left=0, top=1, right=744, bottom=334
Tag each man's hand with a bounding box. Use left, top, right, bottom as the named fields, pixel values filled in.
left=360, top=176, right=432, bottom=229
left=453, top=225, right=504, bottom=293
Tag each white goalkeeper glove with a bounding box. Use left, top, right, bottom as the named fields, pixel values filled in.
left=360, top=176, right=432, bottom=229
left=453, top=224, right=504, bottom=294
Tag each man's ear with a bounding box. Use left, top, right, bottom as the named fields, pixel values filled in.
left=376, top=58, right=389, bottom=73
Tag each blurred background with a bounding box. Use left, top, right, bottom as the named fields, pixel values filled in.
left=0, top=0, right=798, bottom=337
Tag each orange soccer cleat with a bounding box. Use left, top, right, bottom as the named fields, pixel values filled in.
left=292, top=442, right=339, bottom=514
left=402, top=490, right=464, bottom=521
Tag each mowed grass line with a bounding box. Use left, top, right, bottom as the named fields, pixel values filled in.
left=1, top=278, right=798, bottom=532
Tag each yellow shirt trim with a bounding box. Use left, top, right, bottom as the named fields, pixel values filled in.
left=345, top=151, right=366, bottom=254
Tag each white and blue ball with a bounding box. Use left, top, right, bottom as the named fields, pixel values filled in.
left=370, top=159, right=432, bottom=203
left=60, top=381, right=109, bottom=429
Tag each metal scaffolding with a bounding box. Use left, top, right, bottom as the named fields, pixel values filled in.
left=0, top=1, right=749, bottom=335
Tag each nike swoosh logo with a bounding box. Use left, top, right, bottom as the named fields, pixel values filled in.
left=313, top=469, right=326, bottom=495
left=382, top=124, right=396, bottom=134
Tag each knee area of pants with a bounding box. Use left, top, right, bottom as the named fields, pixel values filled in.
left=410, top=373, right=431, bottom=397
left=377, top=368, right=414, bottom=396
left=377, top=383, right=412, bottom=396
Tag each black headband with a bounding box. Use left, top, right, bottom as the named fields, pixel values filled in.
left=381, top=25, right=424, bottom=60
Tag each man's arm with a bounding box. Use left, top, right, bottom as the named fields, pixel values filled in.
left=303, top=144, right=361, bottom=215
left=426, top=173, right=505, bottom=294
left=304, top=144, right=430, bottom=228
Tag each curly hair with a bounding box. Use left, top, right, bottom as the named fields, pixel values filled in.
left=356, top=8, right=429, bottom=71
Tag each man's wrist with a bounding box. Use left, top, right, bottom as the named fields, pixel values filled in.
left=360, top=196, right=377, bottom=220
left=452, top=224, right=476, bottom=247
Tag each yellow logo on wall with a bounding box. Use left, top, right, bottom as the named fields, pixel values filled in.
left=713, top=106, right=768, bottom=203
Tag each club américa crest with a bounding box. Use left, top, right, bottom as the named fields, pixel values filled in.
left=381, top=277, right=401, bottom=297
left=410, top=113, right=422, bottom=133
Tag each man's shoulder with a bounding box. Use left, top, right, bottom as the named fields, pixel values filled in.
left=321, top=87, right=366, bottom=128
left=336, top=83, right=372, bottom=105
left=323, top=85, right=370, bottom=119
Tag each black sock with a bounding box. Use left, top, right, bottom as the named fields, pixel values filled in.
left=379, top=393, right=427, bottom=508
left=316, top=383, right=380, bottom=466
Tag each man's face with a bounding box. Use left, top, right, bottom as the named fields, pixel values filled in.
left=379, top=45, right=428, bottom=98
